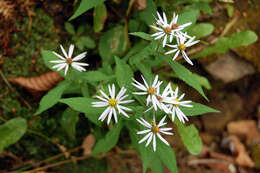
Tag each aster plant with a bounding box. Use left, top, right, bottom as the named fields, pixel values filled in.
left=31, top=1, right=257, bottom=172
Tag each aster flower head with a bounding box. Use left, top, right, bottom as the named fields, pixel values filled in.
left=146, top=83, right=173, bottom=113
left=165, top=35, right=200, bottom=65
left=132, top=75, right=162, bottom=108
left=50, top=44, right=89, bottom=75
left=92, top=84, right=134, bottom=125
left=136, top=115, right=173, bottom=152
left=166, top=87, right=193, bottom=123
left=150, top=12, right=192, bottom=47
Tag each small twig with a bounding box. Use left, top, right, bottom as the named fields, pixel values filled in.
left=0, top=69, right=32, bottom=109
left=126, top=0, right=136, bottom=17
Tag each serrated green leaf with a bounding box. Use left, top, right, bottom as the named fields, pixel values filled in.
left=181, top=102, right=219, bottom=116
left=92, top=121, right=123, bottom=154
left=178, top=9, right=200, bottom=30
left=160, top=54, right=208, bottom=100
left=35, top=81, right=70, bottom=115
left=129, top=32, right=152, bottom=41
left=65, top=22, right=75, bottom=35
left=115, top=56, right=134, bottom=89
left=189, top=23, right=214, bottom=39
left=59, top=97, right=102, bottom=126
left=176, top=121, right=202, bottom=155
left=157, top=140, right=178, bottom=173
left=99, top=26, right=127, bottom=64
left=94, top=3, right=107, bottom=32
left=41, top=50, right=64, bottom=76
left=69, top=0, right=106, bottom=20
left=0, top=118, right=27, bottom=152
left=80, top=70, right=115, bottom=82
left=194, top=30, right=258, bottom=58
left=61, top=108, right=79, bottom=140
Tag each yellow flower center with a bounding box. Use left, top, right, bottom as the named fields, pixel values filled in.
left=152, top=125, right=160, bottom=134
left=164, top=27, right=172, bottom=34
left=173, top=98, right=179, bottom=106
left=66, top=58, right=73, bottom=64
left=109, top=98, right=117, bottom=107
left=148, top=87, right=156, bottom=95
left=171, top=23, right=179, bottom=29
left=179, top=44, right=186, bottom=51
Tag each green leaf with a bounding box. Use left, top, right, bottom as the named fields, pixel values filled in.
left=59, top=97, right=102, bottom=126
left=181, top=102, right=219, bottom=116
left=193, top=73, right=211, bottom=89
left=78, top=36, right=96, bottom=49
left=65, top=22, right=75, bottom=35
left=188, top=23, right=214, bottom=39
left=99, top=25, right=127, bottom=64
left=61, top=108, right=79, bottom=140
left=80, top=70, right=115, bottom=82
left=227, top=4, right=234, bottom=18
left=35, top=81, right=70, bottom=115
left=138, top=0, right=157, bottom=25
left=129, top=32, right=152, bottom=41
left=94, top=3, right=107, bottom=32
left=157, top=140, right=178, bottom=173
left=0, top=118, right=27, bottom=152
left=41, top=50, right=64, bottom=76
left=69, top=0, right=106, bottom=20
left=176, top=121, right=202, bottom=155
left=115, top=56, right=134, bottom=89
left=194, top=30, right=258, bottom=58
left=178, top=9, right=200, bottom=30
left=92, top=121, right=123, bottom=154
left=160, top=54, right=208, bottom=100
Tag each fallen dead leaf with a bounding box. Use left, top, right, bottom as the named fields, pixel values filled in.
left=82, top=134, right=95, bottom=156
left=8, top=71, right=64, bottom=97
left=227, top=120, right=260, bottom=145
left=133, top=0, right=146, bottom=11
left=222, top=135, right=255, bottom=168
left=57, top=144, right=70, bottom=159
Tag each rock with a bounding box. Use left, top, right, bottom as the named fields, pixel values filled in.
left=205, top=53, right=255, bottom=83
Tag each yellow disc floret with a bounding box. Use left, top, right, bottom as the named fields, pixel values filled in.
left=164, top=27, right=171, bottom=34
left=148, top=87, right=156, bottom=95
left=152, top=125, right=160, bottom=134
left=173, top=98, right=179, bottom=106
left=178, top=44, right=186, bottom=51
left=109, top=98, right=117, bottom=107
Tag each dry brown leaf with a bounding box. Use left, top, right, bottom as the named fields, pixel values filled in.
left=222, top=135, right=255, bottom=168
left=82, top=134, right=95, bottom=156
left=8, top=71, right=64, bottom=97
left=133, top=0, right=146, bottom=11
left=227, top=120, right=260, bottom=145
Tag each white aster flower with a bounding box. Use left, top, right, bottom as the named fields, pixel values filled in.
left=146, top=83, right=173, bottom=113
left=92, top=84, right=134, bottom=125
left=150, top=12, right=192, bottom=47
left=50, top=44, right=89, bottom=75
left=132, top=75, right=162, bottom=109
left=165, top=35, right=199, bottom=65
left=166, top=87, right=193, bottom=123
left=136, top=115, right=173, bottom=152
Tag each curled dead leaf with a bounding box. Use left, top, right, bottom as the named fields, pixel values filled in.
left=8, top=71, right=64, bottom=97
left=222, top=135, right=255, bottom=168
left=82, top=134, right=95, bottom=156
left=227, top=120, right=260, bottom=145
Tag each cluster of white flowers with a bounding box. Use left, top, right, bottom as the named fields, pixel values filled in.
left=91, top=75, right=192, bottom=151
left=151, top=11, right=199, bottom=65
left=48, top=11, right=197, bottom=152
